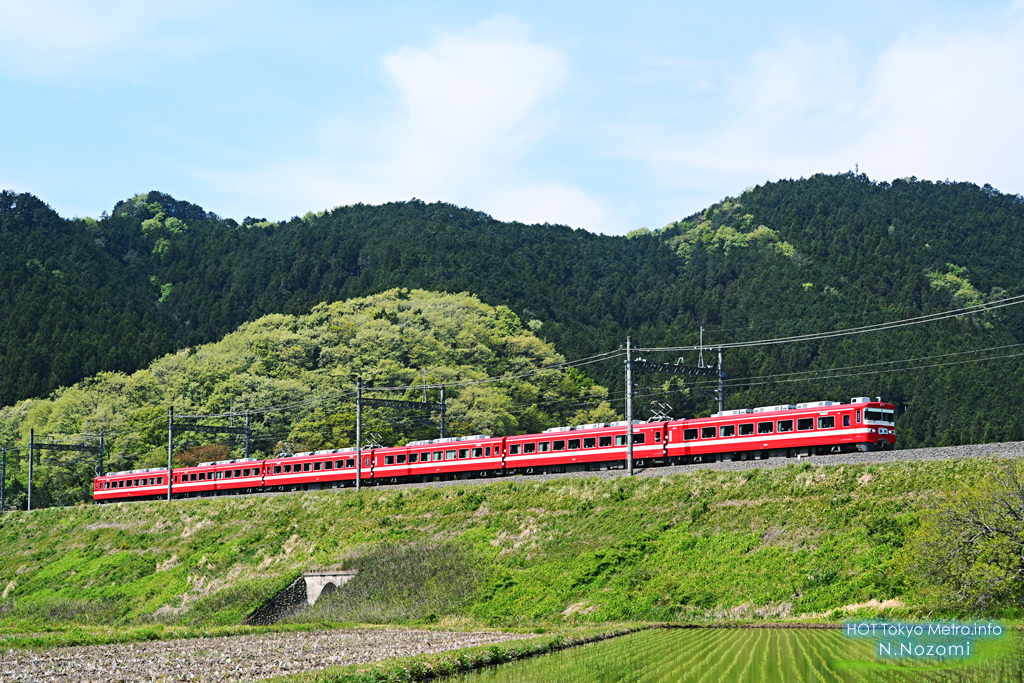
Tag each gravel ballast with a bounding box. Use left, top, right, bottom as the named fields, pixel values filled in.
left=0, top=629, right=525, bottom=683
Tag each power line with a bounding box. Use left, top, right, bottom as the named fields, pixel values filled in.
left=636, top=294, right=1024, bottom=352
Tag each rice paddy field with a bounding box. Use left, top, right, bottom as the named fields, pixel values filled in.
left=452, top=629, right=1024, bottom=683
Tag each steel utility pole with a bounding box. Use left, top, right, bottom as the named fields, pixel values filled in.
left=245, top=413, right=251, bottom=459
left=718, top=346, right=725, bottom=415
left=167, top=406, right=174, bottom=501
left=439, top=386, right=446, bottom=439
left=355, top=378, right=362, bottom=492
left=1, top=447, right=6, bottom=514
left=626, top=337, right=634, bottom=476
left=28, top=429, right=33, bottom=511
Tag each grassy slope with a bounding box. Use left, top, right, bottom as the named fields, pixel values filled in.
left=0, top=456, right=1009, bottom=635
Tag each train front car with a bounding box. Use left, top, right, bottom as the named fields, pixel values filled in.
left=664, top=397, right=896, bottom=464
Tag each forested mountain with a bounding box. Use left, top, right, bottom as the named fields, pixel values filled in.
left=1, top=174, right=1023, bottom=451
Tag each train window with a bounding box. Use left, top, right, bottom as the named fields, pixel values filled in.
left=654, top=433, right=661, bottom=443
left=818, top=416, right=835, bottom=429
left=303, top=462, right=312, bottom=472
left=599, top=436, right=612, bottom=447
left=538, top=442, right=550, bottom=452
left=274, top=465, right=282, bottom=474
left=683, top=429, right=698, bottom=440
left=134, top=479, right=140, bottom=486
left=104, top=482, right=109, bottom=489
left=553, top=440, right=566, bottom=451
left=568, top=439, right=580, bottom=450
left=721, top=425, right=735, bottom=437
left=524, top=443, right=536, bottom=453
left=882, top=410, right=895, bottom=424
left=797, top=418, right=814, bottom=430
left=843, top=415, right=850, bottom=427
left=701, top=427, right=716, bottom=439
left=757, top=422, right=773, bottom=434
left=583, top=437, right=596, bottom=448
left=396, top=454, right=405, bottom=465
left=148, top=478, right=154, bottom=485
left=220, top=471, right=227, bottom=479
left=314, top=462, right=322, bottom=471
left=385, top=456, right=394, bottom=465
left=453, top=449, right=463, bottom=459
left=856, top=410, right=861, bottom=423
left=433, top=451, right=443, bottom=461
left=190, top=473, right=198, bottom=481
left=158, top=477, right=164, bottom=484
left=243, top=468, right=251, bottom=476
left=634, top=434, right=646, bottom=444
left=119, top=480, right=124, bottom=488
left=510, top=444, right=521, bottom=455
left=444, top=450, right=456, bottom=460
left=364, top=457, right=370, bottom=467
left=199, top=473, right=207, bottom=481
left=286, top=464, right=295, bottom=473
left=739, top=423, right=754, bottom=435
left=778, top=420, right=794, bottom=433
left=234, top=469, right=242, bottom=477
left=254, top=467, right=261, bottom=475
left=486, top=446, right=492, bottom=456
left=346, top=459, right=355, bottom=468
left=334, top=460, right=343, bottom=469
left=615, top=435, right=627, bottom=446
left=865, top=409, right=882, bottom=421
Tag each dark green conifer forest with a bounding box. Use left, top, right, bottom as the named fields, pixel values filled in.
left=2, top=173, right=1023, bottom=455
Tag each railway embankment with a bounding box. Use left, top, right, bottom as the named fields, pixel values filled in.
left=0, top=443, right=1021, bottom=641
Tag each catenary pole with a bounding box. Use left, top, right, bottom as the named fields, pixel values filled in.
left=1, top=447, right=5, bottom=513
left=440, top=386, right=446, bottom=439
left=626, top=337, right=634, bottom=476
left=355, top=378, right=362, bottom=492
left=245, top=413, right=251, bottom=459
left=718, top=346, right=725, bottom=415
left=167, top=406, right=174, bottom=501
left=99, top=434, right=104, bottom=478
left=28, top=429, right=33, bottom=511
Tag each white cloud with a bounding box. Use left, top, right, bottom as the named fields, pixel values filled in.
left=636, top=11, right=1024, bottom=197
left=854, top=21, right=1024, bottom=188
left=203, top=16, right=616, bottom=231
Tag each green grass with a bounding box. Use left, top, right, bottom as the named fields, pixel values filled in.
left=263, top=625, right=642, bottom=683
left=0, top=456, right=1019, bottom=638
left=445, top=629, right=1024, bottom=683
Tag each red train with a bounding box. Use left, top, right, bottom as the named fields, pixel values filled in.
left=93, top=397, right=895, bottom=502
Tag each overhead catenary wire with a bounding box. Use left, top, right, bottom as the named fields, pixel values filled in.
left=635, top=294, right=1024, bottom=352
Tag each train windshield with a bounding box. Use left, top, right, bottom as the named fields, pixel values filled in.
left=865, top=409, right=895, bottom=424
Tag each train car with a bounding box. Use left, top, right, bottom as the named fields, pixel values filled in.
left=209, top=458, right=265, bottom=495
left=503, top=421, right=667, bottom=474
left=377, top=435, right=505, bottom=483
left=664, top=397, right=895, bottom=463
left=171, top=461, right=221, bottom=497
left=263, top=447, right=363, bottom=491
left=94, top=467, right=168, bottom=502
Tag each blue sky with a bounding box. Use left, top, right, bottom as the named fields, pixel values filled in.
left=2, top=1, right=1023, bottom=234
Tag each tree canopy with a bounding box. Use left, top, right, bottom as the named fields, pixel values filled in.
left=0, top=289, right=613, bottom=509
